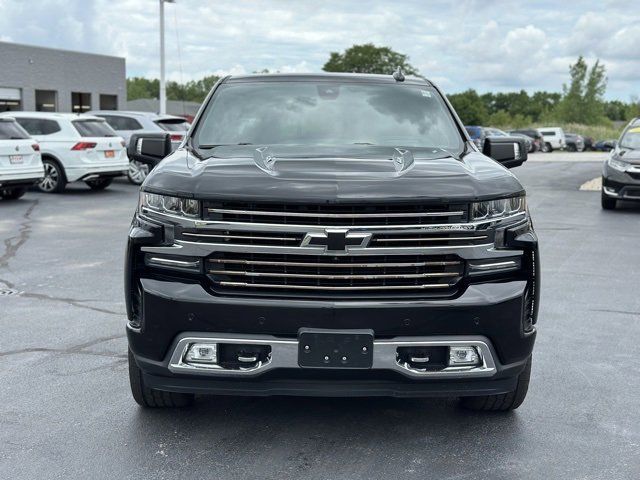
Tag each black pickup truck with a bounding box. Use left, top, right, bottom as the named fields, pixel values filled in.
left=125, top=72, right=539, bottom=411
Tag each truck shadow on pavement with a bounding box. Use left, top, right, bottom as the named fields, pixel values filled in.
left=130, top=394, right=525, bottom=468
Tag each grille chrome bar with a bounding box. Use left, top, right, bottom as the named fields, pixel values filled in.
left=207, top=208, right=465, bottom=219
left=215, top=281, right=454, bottom=291
left=373, top=235, right=487, bottom=243
left=182, top=232, right=297, bottom=242
left=209, top=270, right=458, bottom=280
left=209, top=258, right=462, bottom=268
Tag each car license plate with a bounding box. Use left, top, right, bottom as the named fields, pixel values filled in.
left=9, top=155, right=23, bottom=164
left=298, top=328, right=374, bottom=369
left=104, top=150, right=115, bottom=158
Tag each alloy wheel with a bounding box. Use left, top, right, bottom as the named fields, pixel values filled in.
left=39, top=162, right=59, bottom=192
left=128, top=160, right=149, bottom=185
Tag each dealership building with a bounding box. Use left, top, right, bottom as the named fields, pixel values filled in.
left=0, top=41, right=126, bottom=114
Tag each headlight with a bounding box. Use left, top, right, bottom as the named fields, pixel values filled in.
left=139, top=192, right=200, bottom=218
left=471, top=195, right=526, bottom=221
left=607, top=157, right=629, bottom=172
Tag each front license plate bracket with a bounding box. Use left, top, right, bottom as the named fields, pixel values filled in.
left=298, top=328, right=374, bottom=369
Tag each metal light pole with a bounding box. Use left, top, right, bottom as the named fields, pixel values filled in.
left=159, top=0, right=175, bottom=115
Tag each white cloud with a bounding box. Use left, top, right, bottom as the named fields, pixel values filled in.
left=0, top=0, right=638, bottom=99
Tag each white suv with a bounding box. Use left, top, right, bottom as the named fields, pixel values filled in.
left=538, top=127, right=566, bottom=152
left=0, top=112, right=128, bottom=193
left=87, top=111, right=190, bottom=184
left=0, top=117, right=44, bottom=200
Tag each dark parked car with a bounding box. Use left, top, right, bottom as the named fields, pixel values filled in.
left=509, top=129, right=547, bottom=152
left=601, top=118, right=640, bottom=209
left=582, top=135, right=594, bottom=151
left=126, top=73, right=538, bottom=412
left=508, top=133, right=535, bottom=153
left=594, top=139, right=617, bottom=152
left=564, top=133, right=585, bottom=152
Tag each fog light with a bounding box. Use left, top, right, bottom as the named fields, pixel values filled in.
left=185, top=343, right=217, bottom=364
left=448, top=346, right=480, bottom=366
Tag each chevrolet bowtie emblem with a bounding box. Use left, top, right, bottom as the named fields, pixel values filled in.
left=301, top=229, right=371, bottom=252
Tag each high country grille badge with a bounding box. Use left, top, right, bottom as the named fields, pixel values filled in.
left=301, top=229, right=371, bottom=252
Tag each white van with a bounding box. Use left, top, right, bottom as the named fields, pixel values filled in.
left=538, top=127, right=566, bottom=152
left=0, top=112, right=128, bottom=193
left=0, top=117, right=44, bottom=200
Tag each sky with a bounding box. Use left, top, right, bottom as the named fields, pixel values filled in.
left=0, top=0, right=638, bottom=100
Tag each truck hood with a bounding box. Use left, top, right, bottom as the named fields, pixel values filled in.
left=145, top=145, right=525, bottom=202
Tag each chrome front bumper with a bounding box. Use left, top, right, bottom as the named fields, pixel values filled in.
left=168, top=333, right=498, bottom=379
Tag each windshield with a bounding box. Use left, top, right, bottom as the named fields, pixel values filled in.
left=193, top=82, right=463, bottom=151
left=620, top=126, right=640, bottom=150
left=73, top=120, right=117, bottom=137
left=0, top=120, right=30, bottom=140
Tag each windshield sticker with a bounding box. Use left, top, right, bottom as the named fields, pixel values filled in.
left=421, top=90, right=432, bottom=98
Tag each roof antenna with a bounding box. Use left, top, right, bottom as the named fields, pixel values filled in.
left=392, top=66, right=405, bottom=82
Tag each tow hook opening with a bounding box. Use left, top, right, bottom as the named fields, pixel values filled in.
left=216, top=344, right=271, bottom=370
left=396, top=346, right=448, bottom=371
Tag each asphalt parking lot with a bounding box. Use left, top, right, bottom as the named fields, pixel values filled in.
left=1, top=153, right=639, bottom=479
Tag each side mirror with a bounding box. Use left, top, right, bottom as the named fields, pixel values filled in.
left=128, top=133, right=172, bottom=166
left=483, top=136, right=528, bottom=168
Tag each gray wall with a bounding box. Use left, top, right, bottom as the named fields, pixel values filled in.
left=0, top=41, right=126, bottom=112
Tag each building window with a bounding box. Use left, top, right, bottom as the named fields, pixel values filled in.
left=35, top=90, right=57, bottom=112
left=0, top=87, right=22, bottom=112
left=71, top=92, right=91, bottom=113
left=100, top=94, right=118, bottom=110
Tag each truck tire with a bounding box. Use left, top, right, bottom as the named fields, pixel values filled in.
left=460, top=357, right=531, bottom=412
left=128, top=349, right=194, bottom=408
left=1, top=187, right=27, bottom=200
left=85, top=177, right=113, bottom=190
left=601, top=189, right=617, bottom=210
left=544, top=142, right=553, bottom=153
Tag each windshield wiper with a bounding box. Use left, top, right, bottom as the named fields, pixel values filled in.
left=198, top=142, right=253, bottom=149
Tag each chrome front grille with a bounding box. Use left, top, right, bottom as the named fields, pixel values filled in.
left=207, top=253, right=464, bottom=298
left=204, top=201, right=468, bottom=226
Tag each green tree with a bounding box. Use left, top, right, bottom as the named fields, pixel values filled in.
left=322, top=43, right=418, bottom=75
left=448, top=89, right=488, bottom=125
left=487, top=110, right=512, bottom=128
left=128, top=75, right=220, bottom=103
left=628, top=96, right=640, bottom=120
left=126, top=77, right=159, bottom=100
left=167, top=75, right=220, bottom=103
left=605, top=100, right=629, bottom=121
left=556, top=56, right=607, bottom=125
